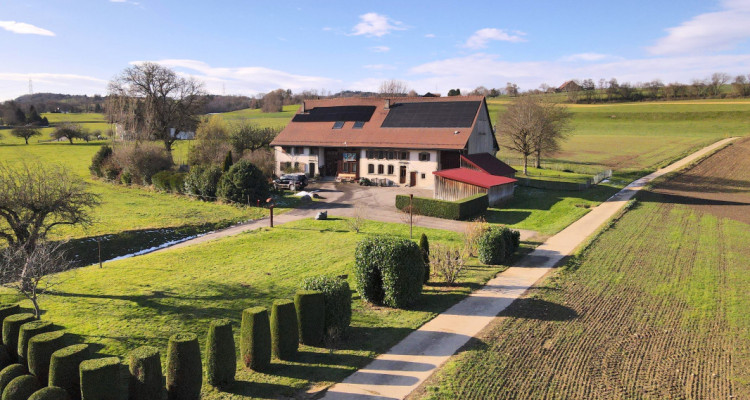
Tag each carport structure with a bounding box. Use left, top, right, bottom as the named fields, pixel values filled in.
left=433, top=168, right=516, bottom=206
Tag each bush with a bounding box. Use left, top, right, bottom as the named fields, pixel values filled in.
left=300, top=276, right=351, bottom=343
left=354, top=236, right=424, bottom=308
left=206, top=320, right=235, bottom=387
left=222, top=151, right=233, bottom=172
left=111, top=142, right=173, bottom=185
left=477, top=227, right=507, bottom=265
left=2, top=375, right=41, bottom=400
left=240, top=307, right=271, bottom=371
left=17, top=320, right=54, bottom=368
left=0, top=346, right=10, bottom=370
left=79, top=357, right=123, bottom=400
left=216, top=160, right=269, bottom=204
left=0, top=304, right=20, bottom=329
left=165, top=333, right=202, bottom=400
left=49, top=344, right=89, bottom=399
left=151, top=171, right=186, bottom=194
left=27, top=331, right=66, bottom=384
left=184, top=165, right=223, bottom=201
left=127, top=346, right=162, bottom=400
left=240, top=149, right=275, bottom=178
left=419, top=234, right=430, bottom=284
left=89, top=145, right=113, bottom=177
left=463, top=217, right=489, bottom=257
left=294, top=291, right=325, bottom=346
left=395, top=193, right=488, bottom=220
left=0, top=364, right=26, bottom=394
left=2, top=313, right=35, bottom=360
left=429, top=244, right=467, bottom=285
left=29, top=387, right=71, bottom=400
left=270, top=300, right=297, bottom=360
left=120, top=170, right=132, bottom=185
left=501, top=228, right=519, bottom=260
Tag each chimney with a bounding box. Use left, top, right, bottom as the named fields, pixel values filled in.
left=301, top=100, right=306, bottom=113
left=384, top=99, right=390, bottom=110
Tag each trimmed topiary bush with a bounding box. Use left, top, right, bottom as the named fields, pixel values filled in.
left=127, top=346, right=162, bottom=400
left=294, top=291, right=325, bottom=346
left=206, top=319, right=235, bottom=387
left=0, top=305, right=21, bottom=336
left=0, top=364, right=26, bottom=394
left=395, top=193, right=488, bottom=220
left=0, top=346, right=10, bottom=370
left=216, top=160, right=269, bottom=204
left=2, top=375, right=41, bottom=400
left=300, top=276, right=351, bottom=343
left=79, top=357, right=123, bottom=400
left=239, top=307, right=271, bottom=371
left=49, top=344, right=89, bottom=399
left=165, top=333, right=202, bottom=400
left=2, top=314, right=35, bottom=361
left=354, top=236, right=425, bottom=308
left=27, top=331, right=66, bottom=384
left=270, top=300, right=298, bottom=360
left=29, top=386, right=71, bottom=400
left=17, top=320, right=53, bottom=367
left=478, top=227, right=507, bottom=265
left=419, top=233, right=430, bottom=283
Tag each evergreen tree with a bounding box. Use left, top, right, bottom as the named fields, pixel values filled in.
left=14, top=107, right=26, bottom=125
left=222, top=150, right=233, bottom=172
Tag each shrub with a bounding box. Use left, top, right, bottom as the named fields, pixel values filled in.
left=354, top=236, right=425, bottom=308
left=28, top=387, right=71, bottom=400
left=79, top=357, right=123, bottom=400
left=2, top=313, right=35, bottom=360
left=165, top=333, right=202, bottom=400
left=184, top=165, right=223, bottom=201
left=17, top=320, right=54, bottom=368
left=270, top=300, right=297, bottom=360
left=222, top=150, right=233, bottom=172
left=187, top=115, right=231, bottom=166
left=111, top=142, right=172, bottom=185
left=0, top=304, right=20, bottom=330
left=216, top=160, right=269, bottom=205
left=429, top=244, right=467, bottom=285
left=49, top=344, right=89, bottom=399
left=477, top=227, right=507, bottom=265
left=127, top=346, right=162, bottom=400
left=240, top=307, right=271, bottom=371
left=89, top=145, right=113, bottom=177
left=501, top=228, right=517, bottom=260
left=101, top=159, right=121, bottom=182
left=206, top=320, right=235, bottom=387
left=395, top=193, right=488, bottom=220
left=240, top=149, right=275, bottom=178
left=0, top=364, right=26, bottom=394
left=419, top=233, right=430, bottom=284
left=0, top=346, right=10, bottom=370
left=463, top=217, right=489, bottom=257
left=151, top=171, right=173, bottom=192
left=27, top=331, right=66, bottom=384
left=294, top=291, right=325, bottom=346
left=2, top=375, right=41, bottom=400
left=120, top=170, right=132, bottom=185
left=300, top=276, right=351, bottom=343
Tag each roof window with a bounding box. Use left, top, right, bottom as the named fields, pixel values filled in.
left=353, top=121, right=365, bottom=129
left=332, top=121, right=345, bottom=129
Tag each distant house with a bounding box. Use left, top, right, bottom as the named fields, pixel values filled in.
left=558, top=80, right=582, bottom=92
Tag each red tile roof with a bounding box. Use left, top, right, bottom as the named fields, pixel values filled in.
left=461, top=153, right=516, bottom=177
left=433, top=168, right=517, bottom=189
left=270, top=96, right=489, bottom=150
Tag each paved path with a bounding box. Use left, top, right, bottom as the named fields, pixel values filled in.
left=320, top=138, right=737, bottom=400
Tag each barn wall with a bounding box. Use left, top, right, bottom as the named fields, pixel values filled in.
left=433, top=176, right=487, bottom=201
left=487, top=183, right=515, bottom=206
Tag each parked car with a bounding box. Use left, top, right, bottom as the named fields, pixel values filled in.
left=273, top=174, right=308, bottom=191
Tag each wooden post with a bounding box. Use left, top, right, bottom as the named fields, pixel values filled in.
left=409, top=194, right=413, bottom=239
left=97, top=238, right=102, bottom=268
left=270, top=205, right=274, bottom=228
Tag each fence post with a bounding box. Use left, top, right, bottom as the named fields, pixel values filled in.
left=270, top=205, right=274, bottom=228
left=409, top=194, right=413, bottom=239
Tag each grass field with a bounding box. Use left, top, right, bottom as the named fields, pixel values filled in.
left=0, top=218, right=528, bottom=399
left=418, top=138, right=750, bottom=399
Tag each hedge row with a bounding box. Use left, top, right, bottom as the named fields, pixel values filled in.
left=395, top=193, right=488, bottom=220
left=300, top=277, right=351, bottom=342
left=477, top=226, right=521, bottom=265
left=151, top=170, right=187, bottom=194
left=354, top=236, right=425, bottom=308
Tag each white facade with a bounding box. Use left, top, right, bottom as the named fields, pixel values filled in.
left=359, top=149, right=438, bottom=189
left=274, top=146, right=320, bottom=176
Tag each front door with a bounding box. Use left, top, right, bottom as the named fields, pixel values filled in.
left=308, top=162, right=315, bottom=178
left=324, top=149, right=339, bottom=176
left=409, top=171, right=417, bottom=187
left=400, top=166, right=407, bottom=184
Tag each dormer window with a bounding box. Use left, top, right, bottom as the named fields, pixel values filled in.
left=333, top=121, right=345, bottom=129
left=353, top=121, right=365, bottom=129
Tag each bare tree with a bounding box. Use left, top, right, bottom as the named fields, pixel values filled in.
left=261, top=89, right=284, bottom=113
left=107, top=62, right=206, bottom=152
left=709, top=72, right=731, bottom=96
left=1, top=241, right=71, bottom=318
left=51, top=122, right=87, bottom=144
left=378, top=79, right=410, bottom=96
left=732, top=75, right=750, bottom=97
left=230, top=121, right=279, bottom=155
left=505, top=82, right=519, bottom=97
left=533, top=101, right=572, bottom=167
left=0, top=162, right=100, bottom=253
left=11, top=126, right=41, bottom=145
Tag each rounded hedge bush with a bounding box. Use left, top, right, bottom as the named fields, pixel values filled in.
left=294, top=291, right=325, bottom=346
left=0, top=345, right=10, bottom=370
left=165, top=333, right=202, bottom=400
left=0, top=305, right=20, bottom=334
left=270, top=300, right=298, bottom=360
left=0, top=364, right=26, bottom=394
left=2, top=314, right=35, bottom=360
left=89, top=145, right=112, bottom=178
left=240, top=307, right=271, bottom=371
left=49, top=344, right=89, bottom=399
left=477, top=227, right=507, bottom=265
left=300, top=276, right=351, bottom=343
left=127, top=346, right=162, bottom=400
left=27, top=331, right=66, bottom=384
left=216, top=160, right=269, bottom=204
left=17, top=320, right=54, bottom=367
left=354, top=236, right=425, bottom=308
left=79, top=357, right=122, bottom=400
left=206, top=319, right=235, bottom=387
left=184, top=165, right=223, bottom=201
left=419, top=233, right=430, bottom=284
left=29, top=386, right=71, bottom=400
left=2, top=375, right=41, bottom=400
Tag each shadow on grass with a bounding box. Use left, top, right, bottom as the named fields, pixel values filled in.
left=499, top=298, right=578, bottom=321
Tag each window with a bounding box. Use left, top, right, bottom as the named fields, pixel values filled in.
left=309, top=147, right=318, bottom=154
left=378, top=164, right=384, bottom=174
left=351, top=164, right=357, bottom=173
left=295, top=146, right=304, bottom=155
left=284, top=162, right=292, bottom=169
left=387, top=151, right=394, bottom=160
left=368, top=164, right=374, bottom=174
left=333, top=121, right=345, bottom=129
left=419, top=152, right=431, bottom=161
left=421, top=173, right=426, bottom=179
left=353, top=121, right=365, bottom=129
left=378, top=151, right=385, bottom=159
left=387, top=165, right=394, bottom=175
left=294, top=162, right=299, bottom=170
left=282, top=146, right=291, bottom=154
left=342, top=163, right=349, bottom=173
left=400, top=151, right=409, bottom=160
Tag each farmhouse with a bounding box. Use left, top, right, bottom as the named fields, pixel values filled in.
left=271, top=96, right=515, bottom=196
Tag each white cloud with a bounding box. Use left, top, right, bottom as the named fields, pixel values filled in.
left=561, top=53, right=612, bottom=62
left=0, top=72, right=106, bottom=100
left=649, top=0, right=750, bottom=55
left=0, top=21, right=55, bottom=36
left=351, top=12, right=406, bottom=37
left=370, top=46, right=390, bottom=53
left=464, top=28, right=525, bottom=49
left=424, top=33, right=436, bottom=38
left=364, top=64, right=397, bottom=70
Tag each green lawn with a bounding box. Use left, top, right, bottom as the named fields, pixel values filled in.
left=512, top=166, right=592, bottom=183
left=0, top=218, right=528, bottom=399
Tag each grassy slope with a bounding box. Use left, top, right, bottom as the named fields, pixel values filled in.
left=0, top=218, right=526, bottom=399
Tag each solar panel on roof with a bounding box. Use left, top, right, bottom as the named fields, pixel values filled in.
left=381, top=101, right=480, bottom=128
left=293, top=106, right=376, bottom=122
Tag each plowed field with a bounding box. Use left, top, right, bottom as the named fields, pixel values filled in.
left=417, top=138, right=750, bottom=400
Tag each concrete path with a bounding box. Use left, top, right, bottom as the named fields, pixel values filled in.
left=320, top=137, right=737, bottom=400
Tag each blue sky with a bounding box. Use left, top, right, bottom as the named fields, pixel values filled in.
left=1, top=0, right=750, bottom=100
